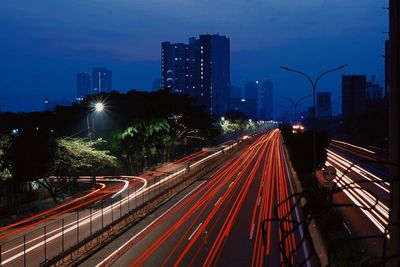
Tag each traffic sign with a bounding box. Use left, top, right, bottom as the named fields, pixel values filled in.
left=323, top=166, right=336, bottom=181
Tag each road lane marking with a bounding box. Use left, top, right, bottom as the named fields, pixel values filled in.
left=249, top=223, right=255, bottom=240
left=188, top=223, right=203, bottom=241
left=343, top=222, right=352, bottom=234
left=3, top=141, right=237, bottom=264
left=214, top=197, right=222, bottom=207
left=94, top=180, right=207, bottom=267
left=331, top=139, right=375, bottom=154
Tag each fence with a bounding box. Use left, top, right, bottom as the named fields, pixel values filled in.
left=0, top=140, right=245, bottom=267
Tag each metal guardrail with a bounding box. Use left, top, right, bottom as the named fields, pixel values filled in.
left=0, top=139, right=246, bottom=267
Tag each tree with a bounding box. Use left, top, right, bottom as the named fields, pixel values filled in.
left=10, top=128, right=56, bottom=204
left=280, top=125, right=331, bottom=175
left=112, top=119, right=177, bottom=172
left=0, top=134, right=12, bottom=181
left=52, top=138, right=117, bottom=189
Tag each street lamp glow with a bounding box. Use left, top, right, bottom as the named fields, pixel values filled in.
left=95, top=102, right=104, bottom=112
left=221, top=116, right=225, bottom=121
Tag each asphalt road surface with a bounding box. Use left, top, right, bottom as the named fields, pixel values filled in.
left=0, top=139, right=240, bottom=267
left=324, top=140, right=390, bottom=256
left=87, top=130, right=312, bottom=267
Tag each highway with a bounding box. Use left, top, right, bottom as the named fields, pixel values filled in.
left=85, top=130, right=312, bottom=267
left=323, top=140, right=390, bottom=255
left=0, top=139, right=240, bottom=267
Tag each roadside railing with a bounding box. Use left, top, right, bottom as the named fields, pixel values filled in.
left=0, top=139, right=246, bottom=267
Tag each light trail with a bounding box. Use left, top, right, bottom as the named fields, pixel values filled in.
left=331, top=139, right=376, bottom=154
left=0, top=182, right=107, bottom=234
left=127, top=134, right=270, bottom=267
left=1, top=135, right=249, bottom=266
left=1, top=177, right=146, bottom=265
left=324, top=156, right=389, bottom=236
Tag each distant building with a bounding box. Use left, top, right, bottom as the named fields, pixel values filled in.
left=161, top=34, right=230, bottom=115
left=152, top=78, right=161, bottom=91
left=259, top=80, right=273, bottom=120
left=230, top=85, right=242, bottom=99
left=307, top=106, right=315, bottom=120
left=316, top=92, right=332, bottom=119
left=342, top=75, right=366, bottom=122
left=44, top=97, right=70, bottom=111
left=244, top=81, right=259, bottom=100
left=242, top=80, right=273, bottom=120
left=161, top=42, right=188, bottom=93
left=230, top=98, right=257, bottom=119
left=385, top=40, right=390, bottom=97
left=92, top=68, right=112, bottom=93
left=365, top=75, right=383, bottom=100
left=76, top=72, right=91, bottom=101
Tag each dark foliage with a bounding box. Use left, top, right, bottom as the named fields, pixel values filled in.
left=280, top=124, right=331, bottom=175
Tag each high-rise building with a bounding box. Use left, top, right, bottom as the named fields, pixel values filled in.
left=161, top=42, right=188, bottom=93
left=342, top=75, right=366, bottom=122
left=161, top=34, right=230, bottom=115
left=76, top=72, right=91, bottom=101
left=316, top=92, right=332, bottom=119
left=365, top=75, right=383, bottom=100
left=244, top=81, right=259, bottom=100
left=152, top=78, right=161, bottom=91
left=385, top=40, right=390, bottom=97
left=230, top=85, right=243, bottom=99
left=92, top=68, right=112, bottom=94
left=242, top=80, right=273, bottom=120
left=259, top=80, right=273, bottom=120
left=230, top=98, right=257, bottom=119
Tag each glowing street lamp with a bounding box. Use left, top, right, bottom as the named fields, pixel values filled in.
left=88, top=101, right=105, bottom=139
left=95, top=102, right=104, bottom=113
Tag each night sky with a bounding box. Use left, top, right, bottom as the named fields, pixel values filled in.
left=0, top=0, right=387, bottom=117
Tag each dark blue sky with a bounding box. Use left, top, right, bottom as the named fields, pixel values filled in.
left=0, top=0, right=387, bottom=116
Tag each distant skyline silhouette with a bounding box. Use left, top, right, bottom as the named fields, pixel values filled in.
left=0, top=0, right=387, bottom=116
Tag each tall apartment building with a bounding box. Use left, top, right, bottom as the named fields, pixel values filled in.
left=259, top=80, right=273, bottom=120
left=342, top=75, right=366, bottom=122
left=92, top=68, right=112, bottom=94
left=242, top=80, right=273, bottom=120
left=365, top=75, right=384, bottom=100
left=76, top=72, right=91, bottom=101
left=316, top=92, right=332, bottom=119
left=161, top=34, right=230, bottom=115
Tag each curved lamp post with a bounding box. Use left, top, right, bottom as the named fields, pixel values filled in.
left=280, top=94, right=311, bottom=123
left=280, top=64, right=348, bottom=173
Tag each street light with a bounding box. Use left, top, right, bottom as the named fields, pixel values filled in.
left=280, top=64, right=348, bottom=173
left=95, top=102, right=104, bottom=113
left=87, top=101, right=105, bottom=139
left=280, top=94, right=311, bottom=123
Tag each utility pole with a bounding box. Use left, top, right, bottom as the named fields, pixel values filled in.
left=388, top=0, right=400, bottom=265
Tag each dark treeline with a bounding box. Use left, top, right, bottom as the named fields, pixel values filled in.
left=0, top=89, right=220, bottom=211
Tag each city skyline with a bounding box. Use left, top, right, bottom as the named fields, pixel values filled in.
left=0, top=1, right=397, bottom=265
left=0, top=1, right=387, bottom=117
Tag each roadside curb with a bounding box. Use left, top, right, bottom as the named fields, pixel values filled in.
left=283, top=145, right=329, bottom=267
